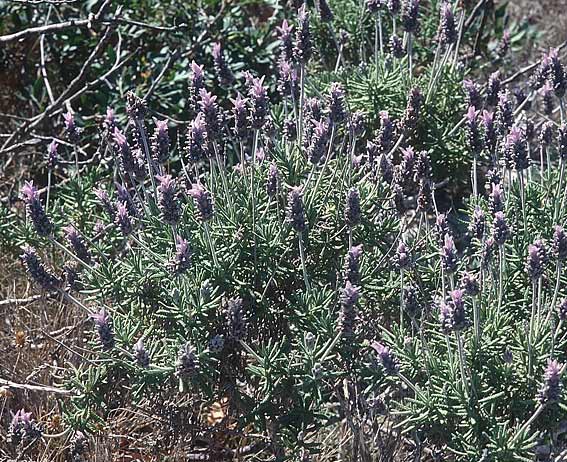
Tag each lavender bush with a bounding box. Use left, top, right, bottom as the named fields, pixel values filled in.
left=2, top=1, right=566, bottom=461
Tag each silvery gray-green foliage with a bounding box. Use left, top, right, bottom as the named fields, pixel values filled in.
left=2, top=1, right=566, bottom=461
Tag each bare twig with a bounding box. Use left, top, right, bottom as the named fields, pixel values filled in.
left=0, top=293, right=54, bottom=307
left=144, top=50, right=179, bottom=101
left=0, top=378, right=76, bottom=396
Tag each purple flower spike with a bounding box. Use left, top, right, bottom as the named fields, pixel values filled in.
left=226, top=297, right=247, bottom=342
left=344, top=244, right=363, bottom=285
left=540, top=121, right=554, bottom=147
left=94, top=187, right=116, bottom=219
left=460, top=272, right=480, bottom=296
left=176, top=343, right=199, bottom=378
left=339, top=281, right=360, bottom=340
left=395, top=241, right=411, bottom=270
left=481, top=110, right=496, bottom=152
left=328, top=82, right=347, bottom=125
left=286, top=186, right=307, bottom=234
left=277, top=20, right=294, bottom=61
left=63, top=225, right=92, bottom=264
left=400, top=87, right=423, bottom=135
left=113, top=127, right=136, bottom=175
left=557, top=299, right=567, bottom=321
left=389, top=34, right=405, bottom=58
left=549, top=48, right=567, bottom=98
left=317, top=0, right=334, bottom=22
left=370, top=341, right=399, bottom=375
left=151, top=120, right=170, bottom=164
left=47, top=140, right=58, bottom=169
left=212, top=42, right=234, bottom=87
left=266, top=162, right=280, bottom=198
left=170, top=236, right=191, bottom=275
left=186, top=113, right=209, bottom=164
left=9, top=408, right=41, bottom=444
left=20, top=245, right=60, bottom=291
left=104, top=107, right=116, bottom=133
left=469, top=207, right=486, bottom=240
left=401, top=0, right=420, bottom=34
left=294, top=4, right=312, bottom=64
left=198, top=89, right=222, bottom=140
left=231, top=94, right=250, bottom=141
left=307, top=119, right=330, bottom=165
left=538, top=359, right=563, bottom=404
left=248, top=77, right=269, bottom=130
left=492, top=211, right=510, bottom=246
left=133, top=339, right=150, bottom=368
left=388, top=0, right=401, bottom=15
left=156, top=174, right=181, bottom=225
left=188, top=183, right=214, bottom=222
left=91, top=308, right=115, bottom=350
left=526, top=240, right=547, bottom=282
left=438, top=2, right=456, bottom=47
left=115, top=203, right=133, bottom=236
left=485, top=72, right=502, bottom=107
left=463, top=80, right=482, bottom=109
left=63, top=111, right=80, bottom=144
left=345, top=187, right=361, bottom=228
left=466, top=106, right=483, bottom=155
left=553, top=226, right=567, bottom=261
left=441, top=234, right=458, bottom=274
left=504, top=125, right=528, bottom=171
left=21, top=180, right=53, bottom=237
left=490, top=183, right=505, bottom=213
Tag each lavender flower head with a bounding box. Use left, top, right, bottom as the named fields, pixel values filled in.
left=549, top=48, right=567, bottom=98
left=492, top=211, right=510, bottom=246
left=557, top=298, right=567, bottom=321
left=370, top=341, right=399, bottom=375
left=190, top=61, right=204, bottom=93
left=466, top=106, right=483, bottom=155
left=186, top=113, right=209, bottom=164
left=113, top=127, right=136, bottom=174
left=377, top=110, right=395, bottom=154
left=504, top=125, right=528, bottom=171
left=438, top=2, right=456, bottom=47
left=63, top=224, right=92, bottom=264
left=188, top=183, right=214, bottom=222
left=540, top=121, right=554, bottom=147
left=463, top=79, right=482, bottom=110
left=170, top=236, right=191, bottom=275
left=495, top=90, right=514, bottom=136
left=248, top=77, right=269, bottom=130
left=125, top=91, right=147, bottom=121
left=151, top=119, right=170, bottom=163
left=460, top=272, right=480, bottom=296
left=541, top=81, right=554, bottom=115
left=469, top=206, right=486, bottom=240
left=198, top=89, right=222, bottom=140
left=307, top=119, right=330, bottom=165
left=277, top=19, right=294, bottom=61
left=294, top=4, right=312, bottom=64
left=344, top=244, right=363, bottom=285
left=538, top=359, right=563, bottom=404
left=395, top=241, right=411, bottom=270
left=156, top=174, right=181, bottom=225
left=209, top=334, right=225, bottom=353
left=490, top=183, right=505, bottom=213
left=212, top=42, right=234, bottom=87
left=339, top=281, right=360, bottom=340
left=366, top=0, right=383, bottom=14
left=401, top=0, right=419, bottom=34
left=286, top=186, right=307, bottom=234
left=47, top=140, right=58, bottom=169
left=63, top=111, right=80, bottom=144
left=226, top=297, right=247, bottom=342
left=485, top=72, right=502, bottom=107
left=345, top=187, right=361, bottom=228
left=441, top=233, right=458, bottom=274
left=481, top=110, right=497, bottom=152
left=9, top=409, right=41, bottom=445
left=176, top=343, right=199, bottom=378
left=328, top=82, right=347, bottom=125
left=317, top=0, right=334, bottom=22
left=20, top=245, right=60, bottom=291
left=231, top=94, right=250, bottom=141
left=91, top=308, right=115, bottom=350
left=389, top=34, right=405, bottom=58
left=115, top=202, right=133, bottom=236
left=21, top=181, right=52, bottom=237
left=104, top=107, right=116, bottom=133
left=439, top=290, right=468, bottom=333
left=526, top=240, right=547, bottom=281
left=400, top=87, right=423, bottom=135
left=133, top=339, right=150, bottom=368
left=388, top=0, right=401, bottom=14
left=553, top=225, right=567, bottom=261
left=94, top=187, right=116, bottom=219
left=266, top=162, right=280, bottom=198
